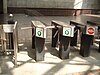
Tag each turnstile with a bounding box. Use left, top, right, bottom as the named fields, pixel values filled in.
left=70, top=19, right=97, bottom=57
left=80, top=26, right=96, bottom=57
left=0, top=21, right=18, bottom=65
left=87, top=21, right=100, bottom=53
left=51, top=20, right=75, bottom=59
left=31, top=21, right=46, bottom=61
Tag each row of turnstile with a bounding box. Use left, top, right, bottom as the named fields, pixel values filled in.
left=0, top=14, right=100, bottom=65
left=31, top=18, right=100, bottom=61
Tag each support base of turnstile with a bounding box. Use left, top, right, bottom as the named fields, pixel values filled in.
left=59, top=49, right=69, bottom=59
left=36, top=50, right=45, bottom=61
left=59, top=36, right=70, bottom=59
left=59, top=44, right=70, bottom=59
left=35, top=37, right=45, bottom=61
left=80, top=34, right=93, bottom=57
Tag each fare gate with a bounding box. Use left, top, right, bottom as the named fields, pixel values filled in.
left=31, top=21, right=55, bottom=61
left=70, top=20, right=97, bottom=57
left=51, top=20, right=75, bottom=59
left=0, top=21, right=18, bottom=65
left=31, top=21, right=46, bottom=61
left=80, top=26, right=96, bottom=57
left=87, top=21, right=100, bottom=53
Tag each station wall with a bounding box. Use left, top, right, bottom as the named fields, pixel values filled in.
left=7, top=0, right=100, bottom=9
left=7, top=0, right=100, bottom=15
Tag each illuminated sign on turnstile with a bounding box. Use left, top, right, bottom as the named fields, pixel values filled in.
left=36, top=27, right=46, bottom=38
left=51, top=20, right=75, bottom=59
left=36, top=27, right=43, bottom=37
left=63, top=26, right=74, bottom=37
left=86, top=26, right=95, bottom=35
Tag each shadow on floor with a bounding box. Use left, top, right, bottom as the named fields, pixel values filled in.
left=0, top=56, right=13, bottom=75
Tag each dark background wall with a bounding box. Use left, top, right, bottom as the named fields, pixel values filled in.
left=0, top=0, right=3, bottom=14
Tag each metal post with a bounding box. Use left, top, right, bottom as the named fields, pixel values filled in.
left=51, top=22, right=58, bottom=47
left=70, top=26, right=78, bottom=46
left=52, top=27, right=58, bottom=47
left=32, top=27, right=35, bottom=49
left=13, top=22, right=18, bottom=65
left=98, top=42, right=100, bottom=53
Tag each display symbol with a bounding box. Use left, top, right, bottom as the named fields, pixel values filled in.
left=65, top=30, right=69, bottom=35
left=87, top=27, right=94, bottom=35
left=37, top=31, right=41, bottom=36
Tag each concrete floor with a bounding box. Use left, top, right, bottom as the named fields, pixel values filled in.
left=0, top=14, right=100, bottom=75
